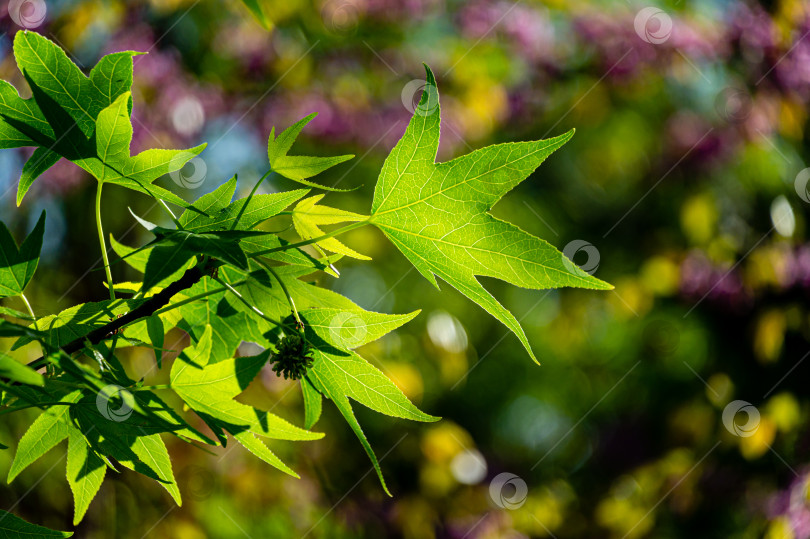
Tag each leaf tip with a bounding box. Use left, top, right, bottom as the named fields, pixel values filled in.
left=422, top=63, right=437, bottom=87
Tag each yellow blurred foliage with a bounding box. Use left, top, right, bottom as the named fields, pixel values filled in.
left=680, top=193, right=717, bottom=245
left=754, top=309, right=787, bottom=363
left=640, top=256, right=680, bottom=296
left=511, top=481, right=574, bottom=537
left=765, top=516, right=795, bottom=539
left=765, top=392, right=801, bottom=433
left=458, top=79, right=508, bottom=140
left=171, top=520, right=207, bottom=539
left=740, top=417, right=776, bottom=459
left=392, top=497, right=438, bottom=539
left=273, top=51, right=313, bottom=89
left=595, top=496, right=653, bottom=538
left=610, top=277, right=652, bottom=318
left=706, top=373, right=734, bottom=407
left=419, top=463, right=455, bottom=498
left=62, top=1, right=124, bottom=47
left=333, top=74, right=370, bottom=111
left=384, top=362, right=424, bottom=403
left=748, top=244, right=791, bottom=289
left=669, top=401, right=714, bottom=444
left=779, top=98, right=807, bottom=140
left=421, top=422, right=472, bottom=463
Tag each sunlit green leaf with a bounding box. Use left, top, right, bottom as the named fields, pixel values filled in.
left=66, top=427, right=106, bottom=525
left=0, top=510, right=72, bottom=537
left=0, top=352, right=43, bottom=387
left=370, top=66, right=612, bottom=362
left=8, top=390, right=82, bottom=482
left=0, top=210, right=45, bottom=297
left=292, top=194, right=369, bottom=260
left=268, top=113, right=354, bottom=191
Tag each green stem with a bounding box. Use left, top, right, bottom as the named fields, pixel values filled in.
left=230, top=170, right=273, bottom=231
left=19, top=293, right=37, bottom=330
left=249, top=220, right=369, bottom=257
left=96, top=182, right=116, bottom=300
left=158, top=200, right=182, bottom=229
left=253, top=258, right=303, bottom=328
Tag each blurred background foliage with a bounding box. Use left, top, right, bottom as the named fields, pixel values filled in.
left=2, top=0, right=810, bottom=537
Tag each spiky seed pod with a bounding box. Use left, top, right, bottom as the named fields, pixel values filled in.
left=269, top=333, right=314, bottom=380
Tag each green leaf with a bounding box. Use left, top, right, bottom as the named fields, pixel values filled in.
left=301, top=376, right=322, bottom=429
left=0, top=118, right=35, bottom=150
left=0, top=79, right=53, bottom=139
left=0, top=352, right=43, bottom=386
left=239, top=235, right=341, bottom=275
left=292, top=194, right=369, bottom=260
left=232, top=431, right=298, bottom=478
left=138, top=226, right=261, bottom=291
left=273, top=155, right=355, bottom=188
left=110, top=236, right=190, bottom=288
left=8, top=390, right=82, bottom=482
left=370, top=65, right=612, bottom=362
left=314, top=383, right=391, bottom=494
left=183, top=189, right=309, bottom=233
left=66, top=427, right=106, bottom=525
left=89, top=51, right=141, bottom=110
left=130, top=433, right=182, bottom=505
left=214, top=263, right=360, bottom=336
left=308, top=346, right=435, bottom=422
left=0, top=210, right=45, bottom=298
left=0, top=319, right=44, bottom=341
left=146, top=315, right=165, bottom=368
left=0, top=306, right=33, bottom=319
left=299, top=308, right=437, bottom=494
left=177, top=176, right=237, bottom=231
left=268, top=113, right=355, bottom=191
left=7, top=32, right=204, bottom=208
left=69, top=396, right=182, bottom=504
left=303, top=310, right=436, bottom=421
left=87, top=92, right=206, bottom=205
left=13, top=31, right=103, bottom=137
left=180, top=310, right=264, bottom=365
left=95, top=91, right=132, bottom=167
left=0, top=510, right=72, bottom=537
left=170, top=328, right=322, bottom=452
left=13, top=298, right=142, bottom=350
left=17, top=148, right=60, bottom=206
left=132, top=390, right=215, bottom=446
left=174, top=281, right=262, bottom=363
